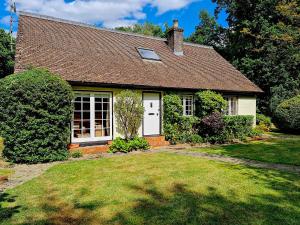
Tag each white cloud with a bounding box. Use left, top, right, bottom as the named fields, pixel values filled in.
left=0, top=15, right=10, bottom=25
left=152, top=0, right=199, bottom=14
left=6, top=0, right=199, bottom=28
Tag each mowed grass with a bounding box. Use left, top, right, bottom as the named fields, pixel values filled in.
left=191, top=134, right=300, bottom=166
left=1, top=153, right=300, bottom=225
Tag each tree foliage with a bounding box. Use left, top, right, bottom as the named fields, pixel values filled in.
left=188, top=10, right=228, bottom=53
left=0, top=29, right=15, bottom=78
left=0, top=68, right=74, bottom=163
left=210, top=0, right=300, bottom=114
left=114, top=90, right=144, bottom=140
left=115, top=22, right=168, bottom=38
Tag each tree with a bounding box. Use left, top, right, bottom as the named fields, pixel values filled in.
left=0, top=29, right=15, bottom=78
left=116, top=22, right=168, bottom=38
left=211, top=0, right=300, bottom=114
left=188, top=10, right=228, bottom=52
left=0, top=68, right=74, bottom=163
left=114, top=90, right=144, bottom=140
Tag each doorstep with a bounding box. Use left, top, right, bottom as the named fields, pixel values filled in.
left=68, top=136, right=169, bottom=154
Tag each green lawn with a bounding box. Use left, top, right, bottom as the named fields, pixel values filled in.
left=191, top=135, right=300, bottom=166
left=1, top=153, right=300, bottom=225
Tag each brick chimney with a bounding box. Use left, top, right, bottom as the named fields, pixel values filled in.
left=167, top=19, right=184, bottom=56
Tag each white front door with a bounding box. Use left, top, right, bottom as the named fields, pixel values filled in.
left=143, top=92, right=161, bottom=136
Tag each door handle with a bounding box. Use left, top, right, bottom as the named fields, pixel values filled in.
left=149, top=113, right=155, bottom=115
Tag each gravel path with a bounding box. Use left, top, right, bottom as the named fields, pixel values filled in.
left=1, top=147, right=299, bottom=192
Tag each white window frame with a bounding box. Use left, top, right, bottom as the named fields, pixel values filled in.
left=72, top=92, right=113, bottom=143
left=225, top=96, right=238, bottom=115
left=182, top=95, right=194, bottom=116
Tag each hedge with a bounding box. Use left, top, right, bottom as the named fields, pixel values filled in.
left=0, top=68, right=74, bottom=163
left=274, top=95, right=300, bottom=133
left=223, top=115, right=254, bottom=140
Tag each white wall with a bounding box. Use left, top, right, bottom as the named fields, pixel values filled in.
left=238, top=96, right=257, bottom=126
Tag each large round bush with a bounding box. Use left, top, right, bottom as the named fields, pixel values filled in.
left=274, top=95, right=300, bottom=133
left=195, top=90, right=227, bottom=118
left=0, top=69, right=74, bottom=163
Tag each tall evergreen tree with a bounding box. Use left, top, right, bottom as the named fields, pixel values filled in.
left=211, top=0, right=300, bottom=114
left=0, top=29, right=15, bottom=78
left=188, top=10, right=228, bottom=54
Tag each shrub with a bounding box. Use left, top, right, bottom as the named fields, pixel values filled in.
left=163, top=94, right=199, bottom=144
left=163, top=94, right=183, bottom=124
left=0, top=68, right=74, bottom=163
left=199, top=112, right=226, bottom=143
left=70, top=150, right=83, bottom=158
left=223, top=115, right=254, bottom=140
left=129, top=137, right=150, bottom=151
left=109, top=137, right=150, bottom=153
left=186, top=134, right=203, bottom=144
left=195, top=90, right=227, bottom=118
left=274, top=95, right=300, bottom=133
left=114, top=90, right=144, bottom=139
left=256, top=114, right=272, bottom=132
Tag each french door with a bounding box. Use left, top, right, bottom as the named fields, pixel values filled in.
left=72, top=92, right=112, bottom=143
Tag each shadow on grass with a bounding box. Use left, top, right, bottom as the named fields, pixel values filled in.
left=0, top=192, right=21, bottom=220
left=109, top=178, right=300, bottom=225
left=2, top=171, right=299, bottom=225
left=20, top=187, right=106, bottom=225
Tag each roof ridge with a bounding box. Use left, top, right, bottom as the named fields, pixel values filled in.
left=18, top=11, right=213, bottom=49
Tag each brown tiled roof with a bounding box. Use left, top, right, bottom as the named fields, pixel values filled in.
left=15, top=12, right=262, bottom=93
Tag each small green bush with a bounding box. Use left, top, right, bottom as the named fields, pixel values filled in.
left=195, top=90, right=227, bottom=118
left=274, top=95, right=300, bottom=133
left=186, top=134, right=203, bottom=144
left=223, top=115, right=254, bottom=140
left=70, top=150, right=83, bottom=158
left=109, top=137, right=150, bottom=153
left=115, top=90, right=144, bottom=139
left=0, top=68, right=74, bottom=163
left=256, top=114, right=272, bottom=132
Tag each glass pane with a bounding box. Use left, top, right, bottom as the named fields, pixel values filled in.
left=74, top=97, right=81, bottom=102
left=83, top=112, right=90, bottom=121
left=95, top=129, right=104, bottom=137
left=103, top=103, right=109, bottom=111
left=74, top=130, right=81, bottom=138
left=137, top=48, right=161, bottom=61
left=83, top=97, right=90, bottom=102
left=83, top=102, right=90, bottom=111
left=95, top=103, right=102, bottom=111
left=103, top=111, right=110, bottom=120
left=104, top=128, right=110, bottom=136
left=81, top=129, right=90, bottom=138
left=83, top=120, right=90, bottom=129
left=74, top=111, right=81, bottom=121
left=95, top=120, right=102, bottom=129
left=103, top=98, right=109, bottom=103
left=95, top=112, right=102, bottom=120
left=102, top=120, right=110, bottom=128
left=73, top=121, right=81, bottom=129
left=74, top=102, right=81, bottom=111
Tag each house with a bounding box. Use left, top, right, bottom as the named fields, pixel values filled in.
left=15, top=12, right=262, bottom=151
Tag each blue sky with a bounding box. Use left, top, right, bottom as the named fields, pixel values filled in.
left=0, top=0, right=227, bottom=37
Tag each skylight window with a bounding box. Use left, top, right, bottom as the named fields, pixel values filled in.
left=137, top=48, right=161, bottom=61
